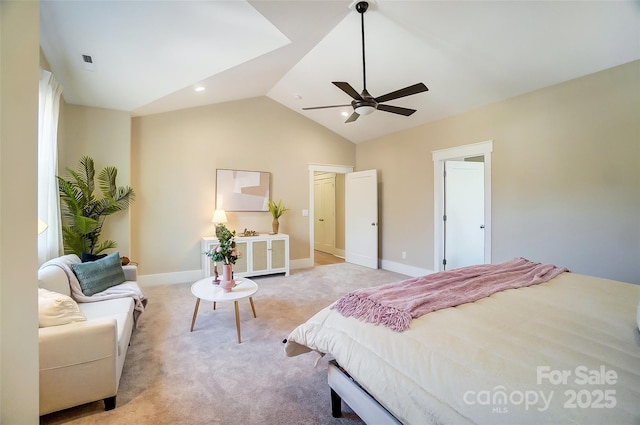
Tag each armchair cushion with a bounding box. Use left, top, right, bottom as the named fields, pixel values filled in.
left=38, top=288, right=86, bottom=327
left=71, top=252, right=126, bottom=296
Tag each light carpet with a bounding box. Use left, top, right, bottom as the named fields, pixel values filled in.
left=40, top=263, right=407, bottom=425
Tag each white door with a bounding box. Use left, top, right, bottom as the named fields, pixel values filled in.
left=345, top=169, right=378, bottom=269
left=445, top=160, right=484, bottom=269
left=314, top=173, right=336, bottom=253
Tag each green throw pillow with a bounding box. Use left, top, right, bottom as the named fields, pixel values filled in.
left=71, top=252, right=126, bottom=296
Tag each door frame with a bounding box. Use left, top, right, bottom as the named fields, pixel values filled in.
left=432, top=140, right=493, bottom=271
left=308, top=164, right=354, bottom=266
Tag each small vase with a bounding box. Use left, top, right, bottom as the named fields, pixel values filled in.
left=272, top=218, right=279, bottom=234
left=213, top=264, right=219, bottom=283
left=220, top=264, right=235, bottom=292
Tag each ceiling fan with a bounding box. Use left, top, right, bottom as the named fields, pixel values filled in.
left=303, top=1, right=428, bottom=123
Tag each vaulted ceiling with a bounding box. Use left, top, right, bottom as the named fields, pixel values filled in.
left=40, top=1, right=640, bottom=143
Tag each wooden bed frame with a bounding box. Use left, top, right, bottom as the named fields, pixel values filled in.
left=328, top=360, right=401, bottom=424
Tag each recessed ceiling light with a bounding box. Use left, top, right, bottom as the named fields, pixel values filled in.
left=194, top=86, right=206, bottom=92
left=341, top=111, right=350, bottom=117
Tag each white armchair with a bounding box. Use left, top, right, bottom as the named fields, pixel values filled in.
left=38, top=255, right=141, bottom=415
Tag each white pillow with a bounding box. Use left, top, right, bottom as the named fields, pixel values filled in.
left=38, top=288, right=86, bottom=327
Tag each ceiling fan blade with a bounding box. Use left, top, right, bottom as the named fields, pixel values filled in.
left=375, top=83, right=428, bottom=103
left=302, top=104, right=352, bottom=110
left=333, top=82, right=363, bottom=100
left=345, top=112, right=360, bottom=123
left=377, top=104, right=417, bottom=117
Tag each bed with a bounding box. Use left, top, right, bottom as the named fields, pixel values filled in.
left=284, top=259, right=640, bottom=425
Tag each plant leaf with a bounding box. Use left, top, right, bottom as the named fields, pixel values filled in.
left=94, top=240, right=117, bottom=255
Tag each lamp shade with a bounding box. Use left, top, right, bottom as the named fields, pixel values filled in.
left=211, top=209, right=228, bottom=224
left=38, top=219, right=48, bottom=234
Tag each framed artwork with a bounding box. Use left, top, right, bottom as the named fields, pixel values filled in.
left=216, top=169, right=270, bottom=212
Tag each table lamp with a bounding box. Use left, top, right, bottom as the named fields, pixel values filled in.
left=38, top=219, right=48, bottom=234
left=211, top=209, right=227, bottom=224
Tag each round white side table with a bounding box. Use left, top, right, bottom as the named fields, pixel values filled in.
left=190, top=277, right=258, bottom=343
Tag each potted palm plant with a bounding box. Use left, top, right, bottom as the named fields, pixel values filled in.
left=57, top=156, right=135, bottom=258
left=267, top=199, right=289, bottom=234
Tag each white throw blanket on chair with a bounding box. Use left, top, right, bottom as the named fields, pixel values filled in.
left=40, top=255, right=147, bottom=324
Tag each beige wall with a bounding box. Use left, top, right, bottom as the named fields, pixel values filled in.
left=357, top=60, right=640, bottom=284
left=131, top=97, right=355, bottom=275
left=59, top=104, right=132, bottom=256
left=57, top=61, right=639, bottom=284
left=1, top=0, right=40, bottom=422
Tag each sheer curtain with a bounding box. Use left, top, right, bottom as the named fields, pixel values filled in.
left=38, top=69, right=63, bottom=265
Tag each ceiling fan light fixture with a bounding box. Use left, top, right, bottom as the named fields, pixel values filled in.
left=354, top=105, right=375, bottom=115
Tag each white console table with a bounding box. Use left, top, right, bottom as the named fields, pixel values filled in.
left=201, top=233, right=289, bottom=278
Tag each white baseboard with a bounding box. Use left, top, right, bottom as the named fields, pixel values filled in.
left=140, top=261, right=311, bottom=286
left=291, top=258, right=313, bottom=270
left=313, top=247, right=346, bottom=258
left=380, top=259, right=432, bottom=278
left=139, top=269, right=202, bottom=286
left=139, top=259, right=431, bottom=286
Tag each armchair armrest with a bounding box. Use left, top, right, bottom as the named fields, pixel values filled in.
left=39, top=317, right=117, bottom=372
left=122, top=264, right=137, bottom=281
left=39, top=318, right=118, bottom=415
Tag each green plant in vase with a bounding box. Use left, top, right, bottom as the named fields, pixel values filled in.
left=204, top=224, right=240, bottom=292
left=267, top=199, right=289, bottom=234
left=204, top=224, right=239, bottom=265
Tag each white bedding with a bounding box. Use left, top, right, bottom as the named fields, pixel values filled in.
left=285, top=272, right=640, bottom=425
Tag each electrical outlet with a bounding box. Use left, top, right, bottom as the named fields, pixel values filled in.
left=302, top=209, right=309, bottom=217
left=402, top=251, right=407, bottom=259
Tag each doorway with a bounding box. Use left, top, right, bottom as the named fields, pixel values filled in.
left=432, top=141, right=493, bottom=271
left=308, top=164, right=353, bottom=267
left=444, top=158, right=484, bottom=269
left=308, top=165, right=379, bottom=269
left=313, top=172, right=341, bottom=256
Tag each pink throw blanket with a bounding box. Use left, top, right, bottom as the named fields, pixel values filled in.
left=332, top=257, right=568, bottom=332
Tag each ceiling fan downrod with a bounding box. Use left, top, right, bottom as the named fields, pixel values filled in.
left=356, top=1, right=369, bottom=93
